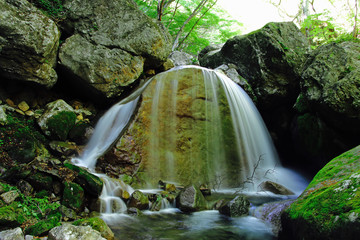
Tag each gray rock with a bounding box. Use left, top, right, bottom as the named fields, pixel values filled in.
left=176, top=185, right=208, bottom=212
left=59, top=34, right=145, bottom=98
left=0, top=227, right=24, bottom=240
left=48, top=224, right=106, bottom=240
left=218, top=195, right=250, bottom=217
left=0, top=0, right=60, bottom=87
left=59, top=0, right=172, bottom=98
left=1, top=190, right=20, bottom=204
left=168, top=51, right=198, bottom=66
left=0, top=106, right=7, bottom=125
left=299, top=41, right=360, bottom=134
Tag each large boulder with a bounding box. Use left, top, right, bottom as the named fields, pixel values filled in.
left=298, top=41, right=360, bottom=135
left=59, top=34, right=145, bottom=98
left=0, top=227, right=24, bottom=240
left=279, top=145, right=360, bottom=240
left=199, top=22, right=310, bottom=109
left=58, top=0, right=172, bottom=99
left=0, top=0, right=60, bottom=87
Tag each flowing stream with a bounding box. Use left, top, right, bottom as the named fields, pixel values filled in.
left=72, top=66, right=307, bottom=239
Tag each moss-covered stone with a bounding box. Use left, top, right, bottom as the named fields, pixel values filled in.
left=128, top=190, right=149, bottom=210
left=64, top=163, right=103, bottom=197
left=280, top=145, right=360, bottom=240
left=62, top=181, right=84, bottom=211
left=47, top=111, right=77, bottom=140
left=73, top=217, right=114, bottom=240
left=27, top=172, right=53, bottom=192
left=0, top=202, right=23, bottom=228
left=25, top=212, right=61, bottom=236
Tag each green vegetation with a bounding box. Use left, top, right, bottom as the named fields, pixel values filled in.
left=134, top=0, right=242, bottom=55
left=285, top=146, right=360, bottom=238
left=29, top=0, right=66, bottom=21
left=0, top=182, right=60, bottom=233
left=0, top=113, right=46, bottom=165
left=46, top=111, right=77, bottom=140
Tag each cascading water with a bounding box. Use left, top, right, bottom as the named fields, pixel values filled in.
left=72, top=66, right=306, bottom=223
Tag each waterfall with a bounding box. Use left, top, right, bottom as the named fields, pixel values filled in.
left=72, top=66, right=306, bottom=220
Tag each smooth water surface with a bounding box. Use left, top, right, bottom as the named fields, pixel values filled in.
left=108, top=209, right=275, bottom=240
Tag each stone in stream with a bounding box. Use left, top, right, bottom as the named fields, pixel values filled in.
left=258, top=181, right=295, bottom=195
left=218, top=195, right=250, bottom=217
left=176, top=185, right=208, bottom=212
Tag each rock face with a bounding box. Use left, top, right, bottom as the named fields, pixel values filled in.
left=299, top=42, right=360, bottom=134
left=58, top=0, right=172, bottom=99
left=291, top=42, right=360, bottom=169
left=280, top=145, right=360, bottom=240
left=199, top=22, right=310, bottom=109
left=0, top=0, right=60, bottom=87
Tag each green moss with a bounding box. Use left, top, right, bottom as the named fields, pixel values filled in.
left=25, top=212, right=61, bottom=236
left=73, top=217, right=114, bottom=239
left=0, top=113, right=46, bottom=165
left=47, top=111, right=76, bottom=140
left=285, top=146, right=360, bottom=239
left=62, top=181, right=84, bottom=211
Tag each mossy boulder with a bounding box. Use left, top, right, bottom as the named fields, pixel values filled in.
left=299, top=42, right=360, bottom=135
left=64, top=163, right=103, bottom=197
left=73, top=217, right=114, bottom=240
left=27, top=172, right=53, bottom=192
left=128, top=190, right=149, bottom=210
left=37, top=100, right=77, bottom=141
left=280, top=145, right=360, bottom=240
left=62, top=182, right=85, bottom=212
left=176, top=185, right=208, bottom=212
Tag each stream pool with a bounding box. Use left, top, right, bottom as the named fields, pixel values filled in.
left=107, top=209, right=275, bottom=240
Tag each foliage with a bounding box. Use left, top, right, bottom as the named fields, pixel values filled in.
left=134, top=0, right=242, bottom=55
left=0, top=182, right=60, bottom=221
left=29, top=0, right=66, bottom=21
left=301, top=11, right=360, bottom=48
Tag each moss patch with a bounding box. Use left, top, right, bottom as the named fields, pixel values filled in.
left=283, top=145, right=360, bottom=239
left=46, top=111, right=76, bottom=140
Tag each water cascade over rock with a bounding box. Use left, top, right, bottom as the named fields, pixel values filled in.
left=73, top=66, right=306, bottom=220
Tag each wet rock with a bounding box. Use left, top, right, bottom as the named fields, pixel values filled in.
left=128, top=190, right=149, bottom=210
left=48, top=223, right=106, bottom=240
left=280, top=145, right=360, bottom=240
left=0, top=0, right=60, bottom=87
left=63, top=163, right=103, bottom=197
left=0, top=106, right=7, bottom=125
left=176, top=185, right=207, bottom=212
left=218, top=195, right=250, bottom=217
left=73, top=217, right=114, bottom=240
left=27, top=172, right=53, bottom=192
left=0, top=227, right=24, bottom=240
left=258, top=181, right=295, bottom=195
left=59, top=205, right=78, bottom=221
left=37, top=100, right=77, bottom=141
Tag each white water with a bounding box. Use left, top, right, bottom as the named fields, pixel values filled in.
left=72, top=66, right=307, bottom=221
